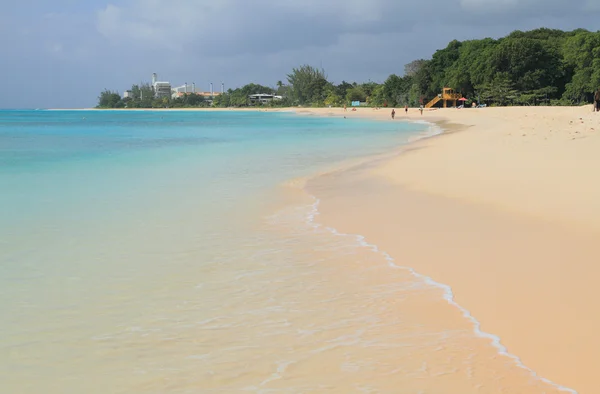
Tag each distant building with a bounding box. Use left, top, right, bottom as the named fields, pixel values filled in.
left=172, top=91, right=222, bottom=99
left=123, top=90, right=132, bottom=99
left=152, top=73, right=172, bottom=99
left=248, top=93, right=282, bottom=105
left=154, top=82, right=172, bottom=99
left=197, top=91, right=222, bottom=98
left=172, top=82, right=195, bottom=96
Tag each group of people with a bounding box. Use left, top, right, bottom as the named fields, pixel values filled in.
left=391, top=105, right=424, bottom=119
left=343, top=104, right=425, bottom=119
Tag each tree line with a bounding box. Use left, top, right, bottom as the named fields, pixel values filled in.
left=98, top=28, right=600, bottom=109
left=97, top=83, right=212, bottom=109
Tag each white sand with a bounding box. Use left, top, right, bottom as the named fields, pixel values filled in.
left=303, top=105, right=600, bottom=393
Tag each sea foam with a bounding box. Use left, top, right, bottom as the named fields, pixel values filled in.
left=303, top=196, right=577, bottom=394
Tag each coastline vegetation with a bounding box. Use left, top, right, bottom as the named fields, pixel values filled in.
left=97, top=28, right=600, bottom=109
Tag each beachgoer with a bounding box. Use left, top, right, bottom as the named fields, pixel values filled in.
left=391, top=109, right=396, bottom=120
left=419, top=105, right=424, bottom=115
left=595, top=89, right=600, bottom=112
left=405, top=105, right=408, bottom=114
left=343, top=104, right=347, bottom=112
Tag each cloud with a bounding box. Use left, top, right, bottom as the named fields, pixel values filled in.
left=584, top=0, right=600, bottom=11
left=459, top=0, right=593, bottom=18
left=94, top=0, right=450, bottom=56
left=94, top=0, right=600, bottom=60
left=2, top=0, right=600, bottom=108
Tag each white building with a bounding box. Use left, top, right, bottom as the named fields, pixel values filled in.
left=123, top=90, right=132, bottom=99
left=171, top=83, right=198, bottom=98
left=154, top=82, right=172, bottom=99
left=248, top=94, right=283, bottom=105
left=152, top=73, right=172, bottom=99
left=172, top=83, right=196, bottom=94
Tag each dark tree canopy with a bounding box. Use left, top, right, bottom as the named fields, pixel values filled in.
left=98, top=28, right=600, bottom=109
left=287, top=65, right=329, bottom=105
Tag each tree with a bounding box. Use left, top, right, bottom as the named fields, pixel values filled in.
left=334, top=81, right=354, bottom=100
left=98, top=28, right=600, bottom=109
left=213, top=91, right=231, bottom=107
left=346, top=86, right=367, bottom=103
left=287, top=65, right=329, bottom=105
left=369, top=85, right=386, bottom=107
left=404, top=59, right=427, bottom=77
left=97, top=89, right=122, bottom=108
left=561, top=30, right=600, bottom=103
left=126, top=82, right=154, bottom=108
left=213, top=84, right=276, bottom=107
left=428, top=39, right=462, bottom=95
left=360, top=82, right=379, bottom=101
left=476, top=73, right=519, bottom=106
left=490, top=37, right=563, bottom=95
left=381, top=74, right=414, bottom=107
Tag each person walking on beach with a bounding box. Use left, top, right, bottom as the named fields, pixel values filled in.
left=594, top=89, right=600, bottom=112
left=419, top=105, right=424, bottom=115
left=405, top=105, right=408, bottom=114
left=343, top=104, right=347, bottom=112
left=391, top=108, right=396, bottom=120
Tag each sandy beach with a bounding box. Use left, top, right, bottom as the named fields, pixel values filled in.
left=298, top=105, right=600, bottom=393
left=14, top=106, right=600, bottom=392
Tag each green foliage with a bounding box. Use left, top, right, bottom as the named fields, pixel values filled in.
left=476, top=73, right=519, bottom=106
left=334, top=81, right=354, bottom=100
left=97, top=90, right=122, bottom=108
left=380, top=74, right=418, bottom=107
left=415, top=28, right=600, bottom=107
left=170, top=93, right=209, bottom=108
left=360, top=82, right=379, bottom=102
left=287, top=65, right=329, bottom=105
left=346, top=86, right=367, bottom=103
left=323, top=84, right=343, bottom=107
left=98, top=28, right=600, bottom=110
left=369, top=85, right=385, bottom=107
left=213, top=83, right=275, bottom=107
left=404, top=59, right=427, bottom=77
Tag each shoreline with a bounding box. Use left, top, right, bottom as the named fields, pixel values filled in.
left=295, top=105, right=600, bottom=393
left=299, top=105, right=600, bottom=230
left=43, top=107, right=294, bottom=112
left=302, top=195, right=577, bottom=394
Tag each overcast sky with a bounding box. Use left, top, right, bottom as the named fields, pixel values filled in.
left=2, top=0, right=599, bottom=108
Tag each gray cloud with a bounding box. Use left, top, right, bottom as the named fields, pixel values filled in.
left=1, top=0, right=599, bottom=108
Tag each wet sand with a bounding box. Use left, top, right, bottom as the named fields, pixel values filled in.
left=303, top=105, right=600, bottom=393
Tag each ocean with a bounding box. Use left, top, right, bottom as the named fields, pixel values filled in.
left=0, top=109, right=422, bottom=393
left=0, top=109, right=569, bottom=394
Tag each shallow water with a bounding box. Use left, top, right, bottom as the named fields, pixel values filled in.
left=0, top=110, right=568, bottom=393
left=0, top=110, right=418, bottom=392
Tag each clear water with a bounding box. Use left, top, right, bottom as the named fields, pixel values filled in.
left=0, top=110, right=428, bottom=393
left=0, top=110, right=566, bottom=394
left=0, top=110, right=423, bottom=249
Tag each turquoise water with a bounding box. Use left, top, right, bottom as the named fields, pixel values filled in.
left=0, top=110, right=567, bottom=394
left=0, top=109, right=430, bottom=393
left=1, top=110, right=423, bottom=240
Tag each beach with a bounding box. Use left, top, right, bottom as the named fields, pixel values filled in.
left=3, top=107, right=599, bottom=393
left=300, top=105, right=600, bottom=393
left=3, top=110, right=447, bottom=393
